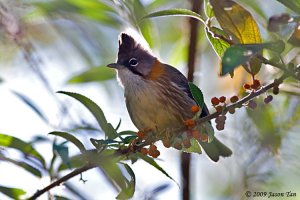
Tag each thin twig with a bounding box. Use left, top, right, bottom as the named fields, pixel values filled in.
left=28, top=164, right=96, bottom=200
left=196, top=74, right=287, bottom=125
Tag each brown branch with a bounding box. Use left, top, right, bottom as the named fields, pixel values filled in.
left=196, top=74, right=287, bottom=125
left=182, top=1, right=202, bottom=200
left=28, top=164, right=97, bottom=200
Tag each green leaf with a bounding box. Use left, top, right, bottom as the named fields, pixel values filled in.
left=188, top=83, right=204, bottom=110
left=106, top=123, right=119, bottom=140
left=0, top=133, right=45, bottom=167
left=182, top=138, right=202, bottom=154
left=57, top=91, right=109, bottom=136
left=115, top=119, right=122, bottom=131
left=54, top=195, right=71, bottom=200
left=123, top=136, right=137, bottom=144
left=206, top=27, right=230, bottom=58
left=0, top=155, right=42, bottom=177
left=49, top=132, right=86, bottom=153
left=209, top=0, right=262, bottom=75
left=116, top=164, right=135, bottom=199
left=54, top=142, right=70, bottom=168
left=12, top=91, right=48, bottom=123
left=142, top=8, right=205, bottom=24
left=99, top=160, right=127, bottom=195
left=0, top=185, right=26, bottom=200
left=209, top=0, right=261, bottom=44
left=221, top=41, right=285, bottom=76
left=68, top=66, right=116, bottom=84
left=275, top=0, right=300, bottom=14
left=204, top=0, right=214, bottom=18
left=118, top=131, right=137, bottom=136
left=137, top=153, right=176, bottom=183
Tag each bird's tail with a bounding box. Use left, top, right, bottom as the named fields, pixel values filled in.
left=199, top=137, right=232, bottom=162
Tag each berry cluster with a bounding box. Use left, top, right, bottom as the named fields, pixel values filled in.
left=243, top=79, right=261, bottom=91
left=243, top=79, right=274, bottom=109
left=140, top=144, right=160, bottom=158
left=211, top=95, right=239, bottom=113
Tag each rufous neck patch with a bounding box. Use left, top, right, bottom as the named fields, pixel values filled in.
left=146, top=59, right=165, bottom=80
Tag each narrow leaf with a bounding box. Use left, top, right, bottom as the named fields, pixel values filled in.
left=0, top=185, right=26, bottom=199
left=116, top=163, right=135, bottom=199
left=188, top=83, right=204, bottom=110
left=137, top=153, right=176, bottom=183
left=57, top=91, right=109, bottom=135
left=68, top=66, right=116, bottom=84
left=0, top=133, right=45, bottom=167
left=54, top=143, right=70, bottom=168
left=143, top=8, right=205, bottom=24
left=49, top=131, right=86, bottom=153
left=12, top=91, right=48, bottom=123
left=118, top=131, right=137, bottom=136
left=0, top=155, right=42, bottom=177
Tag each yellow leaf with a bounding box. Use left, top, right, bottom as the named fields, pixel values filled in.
left=209, top=0, right=261, bottom=44
left=210, top=0, right=262, bottom=75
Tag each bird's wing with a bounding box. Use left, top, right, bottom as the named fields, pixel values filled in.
left=163, top=64, right=210, bottom=117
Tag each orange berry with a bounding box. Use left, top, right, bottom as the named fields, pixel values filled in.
left=149, top=144, right=157, bottom=152
left=137, top=131, right=145, bottom=139
left=211, top=97, right=220, bottom=106
left=140, top=147, right=148, bottom=155
left=215, top=105, right=223, bottom=113
left=162, top=139, right=171, bottom=148
left=151, top=150, right=160, bottom=158
left=199, top=134, right=208, bottom=142
left=191, top=105, right=200, bottom=113
left=192, top=130, right=201, bottom=140
left=183, top=139, right=191, bottom=148
left=230, top=95, right=239, bottom=103
left=184, top=119, right=195, bottom=128
left=243, top=83, right=251, bottom=90
left=219, top=96, right=226, bottom=103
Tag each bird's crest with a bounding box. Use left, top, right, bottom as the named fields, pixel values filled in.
left=118, top=33, right=137, bottom=55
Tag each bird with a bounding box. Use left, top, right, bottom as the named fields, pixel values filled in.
left=107, top=32, right=232, bottom=162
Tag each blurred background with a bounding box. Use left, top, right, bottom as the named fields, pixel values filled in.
left=0, top=0, right=299, bottom=199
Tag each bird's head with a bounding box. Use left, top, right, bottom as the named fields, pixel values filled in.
left=107, top=33, right=164, bottom=84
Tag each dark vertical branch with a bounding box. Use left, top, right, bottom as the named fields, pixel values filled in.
left=186, top=0, right=202, bottom=82
left=181, top=0, right=202, bottom=200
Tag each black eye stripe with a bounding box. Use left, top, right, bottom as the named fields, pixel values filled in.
left=127, top=65, right=143, bottom=76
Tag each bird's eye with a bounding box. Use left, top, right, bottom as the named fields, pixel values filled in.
left=129, top=58, right=138, bottom=66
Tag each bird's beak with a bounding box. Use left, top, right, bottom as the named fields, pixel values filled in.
left=107, top=63, right=122, bottom=69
